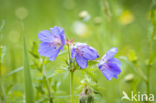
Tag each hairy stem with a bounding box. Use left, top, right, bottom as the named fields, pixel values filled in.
left=68, top=45, right=71, bottom=66
left=146, top=65, right=150, bottom=103
left=67, top=45, right=74, bottom=103
left=71, top=71, right=74, bottom=103
left=134, top=62, right=146, bottom=81
left=0, top=62, right=1, bottom=80
left=42, top=66, right=53, bottom=103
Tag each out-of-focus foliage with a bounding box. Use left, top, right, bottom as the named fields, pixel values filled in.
left=0, top=0, right=156, bottom=103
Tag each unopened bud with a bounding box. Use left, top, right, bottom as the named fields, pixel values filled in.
left=79, top=87, right=94, bottom=103
left=79, top=10, right=90, bottom=21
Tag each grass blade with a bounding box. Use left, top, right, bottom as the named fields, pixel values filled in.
left=21, top=20, right=35, bottom=103
left=7, top=66, right=24, bottom=76
left=0, top=20, right=7, bottom=103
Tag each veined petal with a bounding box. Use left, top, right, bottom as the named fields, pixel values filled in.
left=103, top=47, right=118, bottom=61
left=50, top=26, right=63, bottom=36
left=49, top=47, right=62, bottom=61
left=98, top=47, right=121, bottom=80
left=73, top=42, right=88, bottom=48
left=38, top=30, right=53, bottom=42
left=71, top=48, right=76, bottom=63
left=107, top=58, right=121, bottom=74
left=98, top=60, right=105, bottom=69
left=75, top=54, right=88, bottom=69
left=82, top=46, right=99, bottom=60
left=99, top=64, right=114, bottom=80
left=109, top=58, right=121, bottom=68
left=38, top=42, right=61, bottom=61
left=98, top=58, right=121, bottom=80
left=59, top=29, right=65, bottom=50
left=50, top=26, right=65, bottom=50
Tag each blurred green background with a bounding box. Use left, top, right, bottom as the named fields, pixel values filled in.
left=0, top=0, right=156, bottom=103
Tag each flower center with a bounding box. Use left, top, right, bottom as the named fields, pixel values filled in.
left=49, top=42, right=62, bottom=47
left=101, top=62, right=110, bottom=70
left=49, top=35, right=62, bottom=48
left=76, top=46, right=85, bottom=56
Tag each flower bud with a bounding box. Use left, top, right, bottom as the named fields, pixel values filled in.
left=79, top=10, right=90, bottom=21
left=79, top=87, right=94, bottom=103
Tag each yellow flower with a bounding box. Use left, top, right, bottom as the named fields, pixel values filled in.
left=120, top=10, right=134, bottom=25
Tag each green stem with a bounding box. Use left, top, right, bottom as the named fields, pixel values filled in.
left=101, top=0, right=111, bottom=21
left=70, top=71, right=74, bottom=103
left=68, top=45, right=71, bottom=66
left=0, top=83, right=7, bottom=103
left=42, top=66, right=53, bottom=103
left=146, top=65, right=150, bottom=103
left=67, top=44, right=74, bottom=103
left=0, top=63, right=1, bottom=79
left=0, top=20, right=6, bottom=103
left=135, top=62, right=146, bottom=81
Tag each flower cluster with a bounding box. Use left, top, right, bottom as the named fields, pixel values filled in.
left=38, top=26, right=121, bottom=80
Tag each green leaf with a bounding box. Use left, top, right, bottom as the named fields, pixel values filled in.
left=21, top=21, right=35, bottom=103
left=88, top=60, right=98, bottom=66
left=83, top=69, right=97, bottom=82
left=55, top=68, right=67, bottom=73
left=6, top=84, right=13, bottom=94
left=0, top=46, right=6, bottom=62
left=7, top=66, right=24, bottom=76
left=148, top=48, right=156, bottom=64
left=0, top=46, right=6, bottom=78
left=0, top=83, right=7, bottom=102
left=29, top=41, right=40, bottom=59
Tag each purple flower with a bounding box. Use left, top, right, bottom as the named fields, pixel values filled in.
left=38, top=26, right=65, bottom=61
left=71, top=43, right=99, bottom=69
left=98, top=47, right=121, bottom=80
